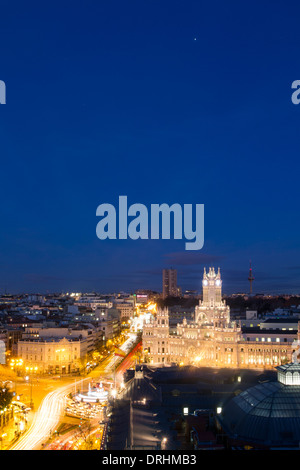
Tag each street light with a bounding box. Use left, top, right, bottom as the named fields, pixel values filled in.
left=162, top=437, right=167, bottom=450
left=25, top=374, right=34, bottom=408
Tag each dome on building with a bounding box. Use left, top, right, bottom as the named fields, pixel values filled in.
left=217, top=342, right=300, bottom=448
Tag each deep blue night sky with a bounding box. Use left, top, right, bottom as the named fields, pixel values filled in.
left=1, top=0, right=300, bottom=294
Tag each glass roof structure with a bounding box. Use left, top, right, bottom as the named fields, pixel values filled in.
left=217, top=362, right=300, bottom=447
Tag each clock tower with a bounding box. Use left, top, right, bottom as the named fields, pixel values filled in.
left=195, top=267, right=230, bottom=326
left=202, top=267, right=222, bottom=307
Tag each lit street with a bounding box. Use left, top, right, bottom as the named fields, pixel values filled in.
left=9, top=333, right=139, bottom=450
left=10, top=378, right=89, bottom=450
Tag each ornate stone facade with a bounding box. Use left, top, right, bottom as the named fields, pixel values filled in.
left=142, top=268, right=295, bottom=369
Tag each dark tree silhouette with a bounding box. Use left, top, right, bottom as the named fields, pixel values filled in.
left=0, top=387, right=13, bottom=410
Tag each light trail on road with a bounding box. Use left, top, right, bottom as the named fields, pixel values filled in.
left=10, top=333, right=139, bottom=450
left=10, top=378, right=89, bottom=450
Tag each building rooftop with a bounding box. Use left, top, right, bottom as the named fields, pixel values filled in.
left=18, top=336, right=84, bottom=343
left=217, top=345, right=300, bottom=448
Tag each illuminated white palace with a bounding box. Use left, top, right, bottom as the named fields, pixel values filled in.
left=142, top=267, right=294, bottom=368
left=195, top=267, right=230, bottom=326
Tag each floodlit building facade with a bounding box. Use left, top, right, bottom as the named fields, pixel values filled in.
left=17, top=335, right=88, bottom=375
left=143, top=267, right=295, bottom=368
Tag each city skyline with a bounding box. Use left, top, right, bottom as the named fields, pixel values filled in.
left=2, top=1, right=300, bottom=453
left=1, top=1, right=300, bottom=294
left=1, top=261, right=300, bottom=297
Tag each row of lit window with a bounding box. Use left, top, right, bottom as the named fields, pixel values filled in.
left=246, top=337, right=288, bottom=342
left=241, top=348, right=287, bottom=353
left=24, top=354, right=77, bottom=361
